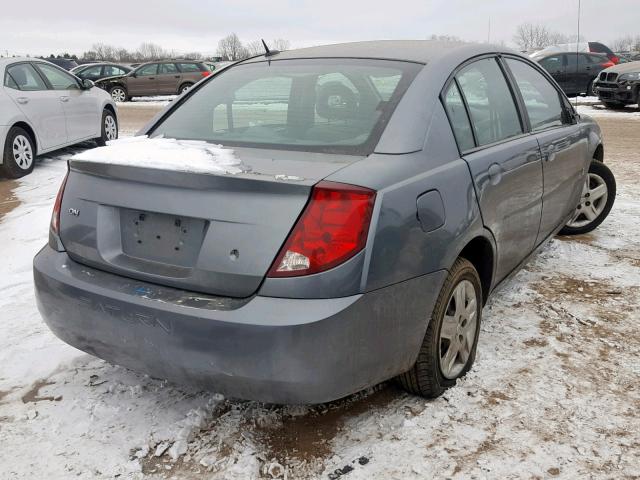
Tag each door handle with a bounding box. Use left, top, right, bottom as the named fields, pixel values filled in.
left=16, top=97, right=29, bottom=104
left=60, top=96, right=69, bottom=102
left=148, top=77, right=155, bottom=80
left=174, top=75, right=180, bottom=78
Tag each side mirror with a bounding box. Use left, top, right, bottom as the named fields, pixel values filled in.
left=81, top=79, right=94, bottom=90
left=130, top=71, right=137, bottom=78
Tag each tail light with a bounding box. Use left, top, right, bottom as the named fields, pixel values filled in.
left=50, top=171, right=69, bottom=235
left=267, top=181, right=376, bottom=277
left=201, top=71, right=211, bottom=77
left=602, top=61, right=615, bottom=69
left=609, top=54, right=620, bottom=64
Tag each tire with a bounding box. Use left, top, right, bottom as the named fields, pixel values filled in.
left=95, top=109, right=118, bottom=147
left=109, top=86, right=128, bottom=102
left=586, top=79, right=595, bottom=97
left=559, top=160, right=616, bottom=236
left=397, top=257, right=482, bottom=398
left=1, top=126, right=35, bottom=178
left=602, top=101, right=623, bottom=110
left=179, top=83, right=193, bottom=94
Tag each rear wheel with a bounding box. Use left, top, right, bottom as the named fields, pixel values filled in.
left=1, top=126, right=35, bottom=178
left=586, top=79, right=596, bottom=96
left=109, top=86, right=128, bottom=102
left=559, top=160, right=616, bottom=235
left=179, top=83, right=193, bottom=94
left=397, top=257, right=482, bottom=398
left=95, top=109, right=118, bottom=147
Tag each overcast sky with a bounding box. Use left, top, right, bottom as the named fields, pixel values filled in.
left=1, top=0, right=638, bottom=57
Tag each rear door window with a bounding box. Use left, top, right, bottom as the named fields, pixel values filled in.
left=539, top=55, right=564, bottom=71
left=443, top=82, right=475, bottom=151
left=6, top=63, right=48, bottom=91
left=505, top=58, right=565, bottom=131
left=456, top=57, right=523, bottom=147
left=159, top=63, right=178, bottom=74
left=103, top=65, right=127, bottom=76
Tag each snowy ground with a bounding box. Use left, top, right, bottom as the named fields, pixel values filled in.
left=0, top=109, right=639, bottom=479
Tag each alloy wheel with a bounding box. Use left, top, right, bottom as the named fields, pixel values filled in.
left=104, top=115, right=117, bottom=141
left=438, top=279, right=478, bottom=379
left=12, top=135, right=33, bottom=170
left=111, top=88, right=126, bottom=102
left=567, top=173, right=608, bottom=228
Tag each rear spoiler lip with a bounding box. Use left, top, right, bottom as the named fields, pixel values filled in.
left=67, top=159, right=316, bottom=192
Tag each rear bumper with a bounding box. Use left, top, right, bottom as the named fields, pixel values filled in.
left=34, top=246, right=446, bottom=404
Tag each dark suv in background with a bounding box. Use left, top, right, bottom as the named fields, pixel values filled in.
left=532, top=52, right=614, bottom=96
left=594, top=60, right=640, bottom=108
left=95, top=60, right=216, bottom=101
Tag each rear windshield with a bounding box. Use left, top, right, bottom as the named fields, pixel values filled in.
left=151, top=58, right=421, bottom=155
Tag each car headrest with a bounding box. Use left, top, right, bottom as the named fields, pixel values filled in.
left=316, top=81, right=358, bottom=121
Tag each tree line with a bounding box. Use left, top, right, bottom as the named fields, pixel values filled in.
left=513, top=22, right=640, bottom=54
left=40, top=34, right=291, bottom=63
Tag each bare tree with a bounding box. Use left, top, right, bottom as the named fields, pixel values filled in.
left=513, top=23, right=584, bottom=51
left=612, top=35, right=635, bottom=52
left=136, top=42, right=169, bottom=61
left=244, top=40, right=264, bottom=56
left=245, top=38, right=291, bottom=56
left=271, top=38, right=291, bottom=51
left=513, top=23, right=552, bottom=51
left=217, top=33, right=248, bottom=61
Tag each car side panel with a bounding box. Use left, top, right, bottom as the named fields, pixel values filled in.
left=463, top=136, right=543, bottom=282
left=329, top=104, right=485, bottom=292
left=535, top=124, right=590, bottom=243
left=3, top=87, right=68, bottom=150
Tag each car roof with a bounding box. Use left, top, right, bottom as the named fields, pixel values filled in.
left=242, top=40, right=519, bottom=65
left=0, top=56, right=62, bottom=71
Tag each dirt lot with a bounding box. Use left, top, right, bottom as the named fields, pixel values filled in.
left=0, top=103, right=638, bottom=479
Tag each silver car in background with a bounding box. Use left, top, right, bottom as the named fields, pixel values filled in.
left=0, top=58, right=118, bottom=178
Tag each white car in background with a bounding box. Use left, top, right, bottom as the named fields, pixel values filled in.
left=0, top=58, right=118, bottom=178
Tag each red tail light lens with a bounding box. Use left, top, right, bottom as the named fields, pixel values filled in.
left=50, top=171, right=69, bottom=235
left=268, top=181, right=376, bottom=277
left=602, top=61, right=615, bottom=68
left=201, top=71, right=211, bottom=77
left=609, top=55, right=620, bottom=64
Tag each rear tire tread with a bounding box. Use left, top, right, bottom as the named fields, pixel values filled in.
left=397, top=257, right=482, bottom=398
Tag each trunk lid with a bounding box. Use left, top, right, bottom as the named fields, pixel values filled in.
left=60, top=146, right=359, bottom=297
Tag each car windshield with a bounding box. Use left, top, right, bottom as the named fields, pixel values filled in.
left=151, top=58, right=421, bottom=154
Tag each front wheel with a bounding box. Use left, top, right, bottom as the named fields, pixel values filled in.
left=559, top=160, right=616, bottom=235
left=95, top=109, right=118, bottom=147
left=1, top=126, right=35, bottom=178
left=397, top=257, right=482, bottom=398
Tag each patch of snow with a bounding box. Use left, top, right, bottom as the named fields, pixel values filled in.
left=578, top=104, right=640, bottom=118
left=71, top=136, right=243, bottom=175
